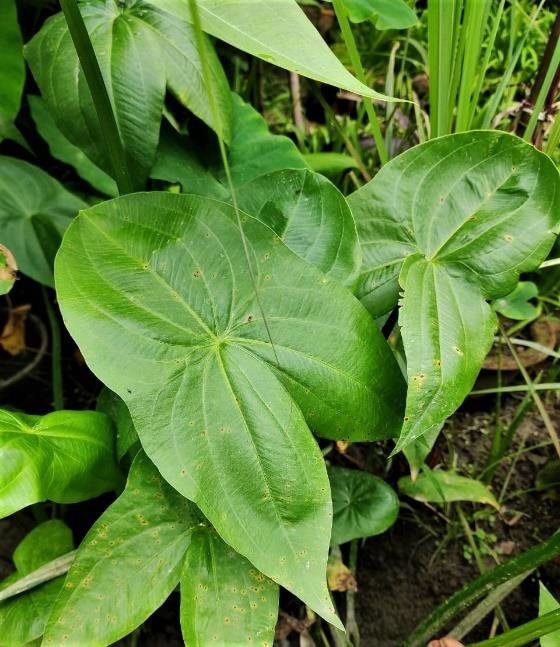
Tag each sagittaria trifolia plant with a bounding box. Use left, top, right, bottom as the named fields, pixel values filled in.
left=0, top=0, right=559, bottom=645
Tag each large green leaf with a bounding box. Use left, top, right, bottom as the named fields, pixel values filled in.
left=0, top=156, right=84, bottom=287
left=55, top=191, right=404, bottom=625
left=181, top=527, right=279, bottom=646
left=0, top=520, right=74, bottom=647
left=237, top=169, right=361, bottom=286
left=328, top=466, right=399, bottom=545
left=29, top=95, right=118, bottom=197
left=348, top=131, right=560, bottom=454
left=25, top=0, right=231, bottom=188
left=0, top=0, right=24, bottom=122
left=191, top=0, right=397, bottom=101
left=43, top=452, right=199, bottom=647
left=0, top=409, right=120, bottom=518
left=152, top=93, right=306, bottom=197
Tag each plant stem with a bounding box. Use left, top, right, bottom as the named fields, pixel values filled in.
left=468, top=608, right=560, bottom=647
left=59, top=0, right=134, bottom=194
left=42, top=287, right=64, bottom=411
left=331, top=0, right=388, bottom=165
left=346, top=539, right=360, bottom=646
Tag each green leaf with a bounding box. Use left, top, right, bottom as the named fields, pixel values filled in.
left=539, top=582, right=560, bottom=647
left=493, top=281, right=539, bottom=321
left=398, top=469, right=499, bottom=509
left=0, top=244, right=17, bottom=296
left=335, top=0, right=417, bottom=28
left=96, top=387, right=139, bottom=460
left=0, top=409, right=120, bottom=518
left=152, top=93, right=306, bottom=195
left=237, top=169, right=361, bottom=286
left=303, top=152, right=358, bottom=175
left=0, top=520, right=74, bottom=647
left=328, top=466, right=399, bottom=545
left=0, top=156, right=84, bottom=287
left=55, top=191, right=405, bottom=626
left=396, top=255, right=496, bottom=452
left=43, top=452, right=199, bottom=647
left=349, top=131, right=560, bottom=453
left=0, top=0, right=24, bottom=122
left=29, top=95, right=118, bottom=197
left=180, top=527, right=279, bottom=646
left=25, top=0, right=231, bottom=187
left=193, top=0, right=397, bottom=102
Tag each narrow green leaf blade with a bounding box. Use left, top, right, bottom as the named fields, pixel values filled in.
left=0, top=409, right=120, bottom=518
left=399, top=470, right=499, bottom=508
left=43, top=452, right=199, bottom=647
left=328, top=466, right=399, bottom=544
left=180, top=527, right=279, bottom=646
left=540, top=582, right=560, bottom=647
left=0, top=157, right=84, bottom=287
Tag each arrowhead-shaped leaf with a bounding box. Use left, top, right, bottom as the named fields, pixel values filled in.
left=0, top=409, right=120, bottom=518
left=334, top=0, right=417, bottom=29
left=55, top=191, right=404, bottom=625
left=43, top=452, right=199, bottom=647
left=328, top=466, right=399, bottom=545
left=0, top=156, right=84, bottom=287
left=25, top=0, right=231, bottom=187
left=0, top=520, right=74, bottom=647
left=181, top=527, right=279, bottom=646
left=349, top=132, right=560, bottom=454
left=191, top=0, right=397, bottom=102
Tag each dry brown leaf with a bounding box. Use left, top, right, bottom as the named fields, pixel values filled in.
left=0, top=304, right=31, bottom=356
left=327, top=557, right=357, bottom=592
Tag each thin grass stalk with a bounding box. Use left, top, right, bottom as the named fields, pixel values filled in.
left=59, top=0, right=133, bottom=194
left=331, top=0, right=389, bottom=165
left=401, top=531, right=560, bottom=647
left=524, top=34, right=560, bottom=142
left=384, top=41, right=400, bottom=155
left=545, top=110, right=560, bottom=155
left=455, top=0, right=492, bottom=132
left=468, top=608, right=560, bottom=647
left=428, top=0, right=461, bottom=137
left=479, top=1, right=544, bottom=129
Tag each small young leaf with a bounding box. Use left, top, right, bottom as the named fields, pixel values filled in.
left=28, top=96, right=118, bottom=197
left=328, top=466, right=399, bottom=544
left=0, top=409, right=120, bottom=518
left=303, top=152, right=359, bottom=175
left=492, top=281, right=539, bottom=321
left=0, top=0, right=24, bottom=122
left=25, top=1, right=231, bottom=187
left=0, top=520, right=74, bottom=647
left=192, top=0, right=398, bottom=102
left=539, top=582, right=560, bottom=647
left=96, top=387, right=139, bottom=460
left=398, top=470, right=499, bottom=509
left=0, top=157, right=84, bottom=287
left=0, top=244, right=17, bottom=296
left=55, top=191, right=405, bottom=627
left=237, top=169, right=361, bottom=286
left=180, top=527, right=279, bottom=646
left=43, top=452, right=200, bottom=647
